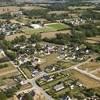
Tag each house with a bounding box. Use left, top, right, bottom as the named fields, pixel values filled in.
left=32, top=69, right=39, bottom=77
left=43, top=75, right=54, bottom=82
left=20, top=81, right=28, bottom=85
left=54, top=83, right=64, bottom=91
left=30, top=24, right=42, bottom=29
left=0, top=49, right=5, bottom=56
left=61, top=95, right=71, bottom=100
left=31, top=57, right=41, bottom=66
left=17, top=54, right=29, bottom=65
left=70, top=85, right=74, bottom=90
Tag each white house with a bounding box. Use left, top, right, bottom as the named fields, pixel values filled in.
left=30, top=24, right=42, bottom=29
left=54, top=83, right=64, bottom=91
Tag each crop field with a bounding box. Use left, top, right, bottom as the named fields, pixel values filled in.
left=71, top=70, right=100, bottom=88
left=41, top=30, right=70, bottom=39
left=68, top=6, right=95, bottom=10
left=0, top=52, right=20, bottom=86
left=86, top=36, right=100, bottom=44
left=0, top=61, right=18, bottom=77
left=78, top=62, right=100, bottom=72
left=0, top=65, right=20, bottom=87
left=0, top=6, right=45, bottom=14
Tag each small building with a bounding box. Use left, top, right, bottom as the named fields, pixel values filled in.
left=43, top=75, right=54, bottom=82
left=54, top=83, right=64, bottom=91
left=30, top=24, right=42, bottom=29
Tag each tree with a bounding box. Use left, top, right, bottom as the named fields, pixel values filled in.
left=35, top=43, right=42, bottom=51
left=22, top=93, right=33, bottom=100
left=30, top=33, right=41, bottom=43
left=5, top=87, right=17, bottom=98
left=12, top=35, right=26, bottom=44
left=0, top=40, right=12, bottom=50
left=0, top=34, right=5, bottom=40
left=5, top=50, right=17, bottom=60
left=96, top=56, right=100, bottom=61
left=0, top=92, right=7, bottom=100
left=71, top=31, right=86, bottom=43
left=19, top=35, right=26, bottom=42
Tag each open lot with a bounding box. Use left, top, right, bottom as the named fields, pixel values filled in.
left=40, top=53, right=59, bottom=70
left=71, top=70, right=100, bottom=88
left=48, top=11, right=69, bottom=15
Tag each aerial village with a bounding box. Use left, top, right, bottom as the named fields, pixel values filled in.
left=0, top=0, right=100, bottom=100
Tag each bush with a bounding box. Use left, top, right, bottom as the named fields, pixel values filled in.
left=0, top=92, right=7, bottom=100
left=0, top=63, right=8, bottom=69
left=96, top=57, right=100, bottom=61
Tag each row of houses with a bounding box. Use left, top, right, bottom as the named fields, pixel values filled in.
left=0, top=21, right=21, bottom=36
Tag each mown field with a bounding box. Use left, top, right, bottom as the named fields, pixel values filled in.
left=46, top=23, right=70, bottom=30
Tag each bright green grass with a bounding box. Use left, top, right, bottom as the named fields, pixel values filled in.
left=46, top=23, right=70, bottom=30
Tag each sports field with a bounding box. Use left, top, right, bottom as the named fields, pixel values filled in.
left=22, top=23, right=70, bottom=35
left=46, top=23, right=70, bottom=30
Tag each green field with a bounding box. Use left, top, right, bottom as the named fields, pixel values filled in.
left=22, top=23, right=69, bottom=35
left=46, top=23, right=70, bottom=30
left=22, top=26, right=56, bottom=34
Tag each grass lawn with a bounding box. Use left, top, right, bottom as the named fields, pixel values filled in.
left=46, top=23, right=70, bottom=30
left=71, top=69, right=100, bottom=88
